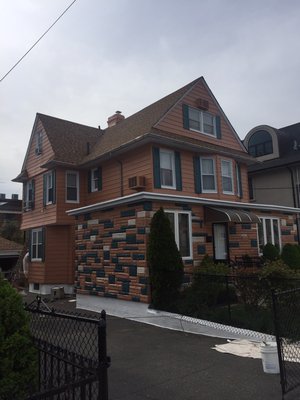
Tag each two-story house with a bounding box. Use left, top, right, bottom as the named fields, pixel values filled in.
left=13, top=77, right=300, bottom=305
left=244, top=123, right=300, bottom=243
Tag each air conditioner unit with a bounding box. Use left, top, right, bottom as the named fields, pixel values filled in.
left=128, top=176, right=146, bottom=189
left=51, top=286, right=65, bottom=300
left=196, top=98, right=209, bottom=110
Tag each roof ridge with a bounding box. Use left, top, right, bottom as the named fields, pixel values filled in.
left=37, top=112, right=103, bottom=132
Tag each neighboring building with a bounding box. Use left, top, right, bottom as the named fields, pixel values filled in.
left=244, top=123, right=300, bottom=242
left=0, top=194, right=23, bottom=274
left=13, top=77, right=300, bottom=305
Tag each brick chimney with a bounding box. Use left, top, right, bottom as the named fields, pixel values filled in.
left=107, top=111, right=125, bottom=127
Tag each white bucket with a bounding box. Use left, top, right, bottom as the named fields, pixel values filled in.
left=260, top=342, right=280, bottom=374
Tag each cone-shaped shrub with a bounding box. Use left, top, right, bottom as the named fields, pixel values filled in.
left=0, top=276, right=37, bottom=400
left=147, top=208, right=184, bottom=310
left=281, top=243, right=300, bottom=270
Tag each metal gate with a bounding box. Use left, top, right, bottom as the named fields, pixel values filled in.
left=272, top=288, right=300, bottom=399
left=25, top=296, right=110, bottom=400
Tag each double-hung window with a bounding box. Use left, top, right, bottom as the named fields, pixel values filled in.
left=258, top=217, right=281, bottom=251
left=89, top=167, right=102, bottom=192
left=165, top=210, right=192, bottom=259
left=35, top=131, right=43, bottom=155
left=160, top=149, right=176, bottom=189
left=221, top=160, right=234, bottom=194
left=43, top=171, right=55, bottom=205
left=188, top=107, right=216, bottom=137
left=31, top=228, right=43, bottom=261
left=24, top=179, right=34, bottom=211
left=66, top=171, right=79, bottom=203
left=200, top=158, right=216, bottom=193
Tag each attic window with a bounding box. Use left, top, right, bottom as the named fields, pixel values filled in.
left=183, top=104, right=222, bottom=139
left=248, top=130, right=273, bottom=157
left=35, top=130, right=43, bottom=155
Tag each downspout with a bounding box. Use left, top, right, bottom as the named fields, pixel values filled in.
left=117, top=160, right=124, bottom=197
left=288, top=166, right=300, bottom=244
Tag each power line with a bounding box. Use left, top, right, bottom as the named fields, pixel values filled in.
left=0, top=0, right=78, bottom=83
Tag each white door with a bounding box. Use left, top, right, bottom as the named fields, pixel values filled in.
left=213, top=224, right=228, bottom=261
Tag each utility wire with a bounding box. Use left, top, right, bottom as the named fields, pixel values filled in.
left=0, top=0, right=78, bottom=83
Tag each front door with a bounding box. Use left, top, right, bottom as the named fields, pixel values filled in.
left=213, top=223, right=228, bottom=261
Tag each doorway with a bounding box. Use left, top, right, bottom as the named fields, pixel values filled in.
left=213, top=223, right=228, bottom=261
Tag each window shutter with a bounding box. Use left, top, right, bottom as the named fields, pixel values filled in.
left=41, top=227, right=45, bottom=262
left=52, top=170, right=56, bottom=204
left=98, top=167, right=102, bottom=191
left=175, top=151, right=182, bottom=191
left=182, top=104, right=190, bottom=130
left=216, top=116, right=222, bottom=139
left=152, top=147, right=161, bottom=188
left=88, top=170, right=91, bottom=193
left=31, top=179, right=35, bottom=209
left=237, top=163, right=243, bottom=198
left=43, top=174, right=47, bottom=206
left=193, top=156, right=202, bottom=194
left=29, top=229, right=32, bottom=261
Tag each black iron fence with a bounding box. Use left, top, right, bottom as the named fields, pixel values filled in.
left=24, top=297, right=110, bottom=400
left=180, top=273, right=300, bottom=335
left=272, top=288, right=300, bottom=399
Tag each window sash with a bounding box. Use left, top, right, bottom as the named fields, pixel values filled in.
left=258, top=217, right=281, bottom=251
left=66, top=171, right=79, bottom=202
left=160, top=150, right=175, bottom=188
left=91, top=168, right=99, bottom=192
left=221, top=160, right=234, bottom=194
left=45, top=172, right=53, bottom=204
left=188, top=107, right=216, bottom=136
left=31, top=229, right=43, bottom=261
left=166, top=210, right=192, bottom=259
left=200, top=158, right=216, bottom=192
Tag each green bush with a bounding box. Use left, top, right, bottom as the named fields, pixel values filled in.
left=281, top=243, right=300, bottom=270
left=147, top=208, right=184, bottom=310
left=0, top=276, right=37, bottom=400
left=234, top=268, right=268, bottom=309
left=262, top=243, right=280, bottom=261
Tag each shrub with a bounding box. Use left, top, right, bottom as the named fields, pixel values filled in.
left=260, top=259, right=300, bottom=293
left=262, top=243, right=280, bottom=262
left=281, top=243, right=300, bottom=270
left=147, top=208, right=184, bottom=310
left=234, top=268, right=267, bottom=309
left=0, top=276, right=37, bottom=399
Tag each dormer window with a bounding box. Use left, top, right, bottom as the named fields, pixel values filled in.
left=248, top=130, right=273, bottom=157
left=35, top=130, right=43, bottom=155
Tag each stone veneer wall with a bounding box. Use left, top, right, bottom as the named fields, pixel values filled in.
left=74, top=200, right=298, bottom=303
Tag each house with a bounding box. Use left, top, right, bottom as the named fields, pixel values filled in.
left=0, top=193, right=23, bottom=275
left=244, top=123, right=300, bottom=243
left=13, top=77, right=300, bottom=306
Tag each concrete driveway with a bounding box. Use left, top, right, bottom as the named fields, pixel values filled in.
left=106, top=316, right=281, bottom=400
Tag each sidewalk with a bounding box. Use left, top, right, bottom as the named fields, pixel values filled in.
left=24, top=291, right=274, bottom=341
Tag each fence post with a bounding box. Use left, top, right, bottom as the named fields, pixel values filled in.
left=225, top=275, right=232, bottom=323
left=271, top=289, right=286, bottom=399
left=98, top=310, right=109, bottom=400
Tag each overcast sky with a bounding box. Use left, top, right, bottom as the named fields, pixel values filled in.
left=1, top=0, right=300, bottom=198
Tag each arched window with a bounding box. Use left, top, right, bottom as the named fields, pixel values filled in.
left=248, top=130, right=273, bottom=157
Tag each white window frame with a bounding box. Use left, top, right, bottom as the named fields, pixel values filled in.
left=236, top=164, right=241, bottom=197
left=165, top=210, right=193, bottom=260
left=35, top=131, right=42, bottom=155
left=257, top=217, right=281, bottom=253
left=24, top=180, right=34, bottom=210
left=160, top=149, right=176, bottom=189
left=91, top=168, right=99, bottom=192
left=44, top=171, right=54, bottom=205
left=221, top=159, right=234, bottom=195
left=200, top=157, right=217, bottom=193
left=31, top=228, right=43, bottom=261
left=66, top=171, right=79, bottom=203
left=188, top=106, right=216, bottom=137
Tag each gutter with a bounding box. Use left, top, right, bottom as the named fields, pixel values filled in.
left=66, top=191, right=300, bottom=217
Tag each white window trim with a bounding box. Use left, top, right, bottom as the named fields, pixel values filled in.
left=257, top=216, right=282, bottom=254
left=236, top=164, right=241, bottom=197
left=66, top=171, right=79, bottom=203
left=35, top=131, right=42, bottom=155
left=91, top=168, right=99, bottom=192
left=24, top=180, right=34, bottom=210
left=165, top=209, right=193, bottom=260
left=31, top=228, right=43, bottom=261
left=200, top=157, right=217, bottom=193
left=221, top=159, right=234, bottom=195
left=188, top=106, right=217, bottom=138
left=160, top=149, right=176, bottom=190
left=44, top=171, right=53, bottom=205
